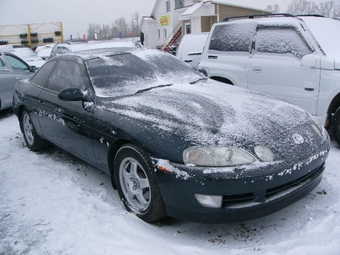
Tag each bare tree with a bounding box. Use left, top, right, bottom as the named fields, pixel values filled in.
left=265, top=4, right=280, bottom=13
left=288, top=0, right=340, bottom=17
left=130, top=11, right=141, bottom=37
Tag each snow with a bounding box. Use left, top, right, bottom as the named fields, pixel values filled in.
left=1, top=110, right=340, bottom=254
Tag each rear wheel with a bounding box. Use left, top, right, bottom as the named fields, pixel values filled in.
left=332, top=107, right=340, bottom=146
left=114, top=143, right=166, bottom=222
left=20, top=108, right=47, bottom=151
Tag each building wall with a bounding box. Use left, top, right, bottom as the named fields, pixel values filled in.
left=216, top=4, right=269, bottom=21
left=201, top=16, right=217, bottom=32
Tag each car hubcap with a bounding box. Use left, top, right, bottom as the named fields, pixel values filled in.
left=119, top=157, right=151, bottom=211
left=23, top=113, right=34, bottom=146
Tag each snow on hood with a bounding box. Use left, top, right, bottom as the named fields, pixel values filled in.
left=103, top=79, right=312, bottom=148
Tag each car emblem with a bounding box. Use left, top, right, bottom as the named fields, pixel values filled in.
left=292, top=134, right=304, bottom=144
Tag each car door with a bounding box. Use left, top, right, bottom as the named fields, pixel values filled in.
left=37, top=58, right=97, bottom=164
left=247, top=26, right=320, bottom=115
left=0, top=53, right=32, bottom=110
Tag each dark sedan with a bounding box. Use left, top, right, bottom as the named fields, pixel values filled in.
left=13, top=48, right=330, bottom=223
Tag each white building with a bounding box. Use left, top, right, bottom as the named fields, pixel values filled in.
left=141, top=0, right=270, bottom=50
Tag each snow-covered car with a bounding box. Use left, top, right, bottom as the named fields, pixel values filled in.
left=198, top=14, right=340, bottom=145
left=176, top=32, right=209, bottom=69
left=0, top=45, right=46, bottom=68
left=35, top=44, right=56, bottom=60
left=0, top=51, right=35, bottom=111
left=49, top=40, right=142, bottom=58
left=13, top=48, right=330, bottom=224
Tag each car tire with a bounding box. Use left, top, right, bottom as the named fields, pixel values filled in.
left=332, top=107, right=340, bottom=146
left=114, top=143, right=166, bottom=222
left=20, top=108, right=47, bottom=151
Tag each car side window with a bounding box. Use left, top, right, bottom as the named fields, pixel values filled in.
left=47, top=60, right=85, bottom=92
left=209, top=22, right=256, bottom=52
left=254, top=26, right=313, bottom=59
left=30, top=61, right=57, bottom=87
left=5, top=54, right=29, bottom=70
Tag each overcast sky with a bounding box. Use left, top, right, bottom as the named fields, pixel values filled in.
left=0, top=0, right=336, bottom=39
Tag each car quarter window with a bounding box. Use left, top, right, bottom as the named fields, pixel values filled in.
left=30, top=60, right=57, bottom=87
left=47, top=60, right=85, bottom=92
left=0, top=57, right=7, bottom=68
left=209, top=22, right=256, bottom=52
left=5, top=54, right=29, bottom=70
left=254, top=26, right=313, bottom=59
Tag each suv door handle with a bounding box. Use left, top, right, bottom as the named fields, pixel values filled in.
left=208, top=55, right=218, bottom=59
left=253, top=66, right=262, bottom=73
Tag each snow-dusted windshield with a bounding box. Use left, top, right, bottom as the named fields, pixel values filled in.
left=85, top=50, right=201, bottom=97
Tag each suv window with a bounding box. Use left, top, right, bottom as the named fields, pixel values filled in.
left=209, top=22, right=256, bottom=52
left=255, top=26, right=313, bottom=59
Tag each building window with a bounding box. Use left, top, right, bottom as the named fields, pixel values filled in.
left=157, top=29, right=161, bottom=39
left=175, top=0, right=184, bottom=9
left=185, top=23, right=191, bottom=34
left=163, top=28, right=167, bottom=38
left=166, top=1, right=171, bottom=12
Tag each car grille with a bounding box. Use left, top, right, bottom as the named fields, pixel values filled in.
left=222, top=164, right=324, bottom=208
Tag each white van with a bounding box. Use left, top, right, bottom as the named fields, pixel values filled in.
left=176, top=32, right=209, bottom=70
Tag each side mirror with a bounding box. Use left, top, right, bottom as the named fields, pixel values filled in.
left=198, top=68, right=208, bottom=76
left=29, top=66, right=37, bottom=72
left=58, top=88, right=87, bottom=101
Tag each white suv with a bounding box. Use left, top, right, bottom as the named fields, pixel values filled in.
left=199, top=14, right=340, bottom=145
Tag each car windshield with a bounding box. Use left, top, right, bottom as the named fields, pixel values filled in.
left=84, top=49, right=202, bottom=97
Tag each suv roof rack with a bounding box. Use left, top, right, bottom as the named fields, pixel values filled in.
left=222, top=13, right=295, bottom=22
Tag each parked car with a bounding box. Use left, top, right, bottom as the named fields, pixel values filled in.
left=0, top=51, right=35, bottom=111
left=176, top=32, right=209, bottom=69
left=0, top=45, right=45, bottom=68
left=35, top=44, right=56, bottom=60
left=49, top=40, right=142, bottom=58
left=13, top=48, right=330, bottom=223
left=198, top=14, right=340, bottom=145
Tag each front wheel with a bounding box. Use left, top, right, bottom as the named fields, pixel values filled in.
left=332, top=107, right=340, bottom=146
left=114, top=143, right=166, bottom=222
left=20, top=108, right=47, bottom=151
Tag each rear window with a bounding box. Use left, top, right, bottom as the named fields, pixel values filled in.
left=209, top=22, right=256, bottom=52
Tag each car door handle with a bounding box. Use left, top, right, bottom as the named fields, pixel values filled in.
left=208, top=55, right=218, bottom=59
left=184, top=60, right=193, bottom=63
left=304, top=87, right=314, bottom=91
left=253, top=66, right=262, bottom=73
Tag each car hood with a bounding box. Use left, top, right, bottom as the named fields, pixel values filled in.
left=101, top=80, right=325, bottom=154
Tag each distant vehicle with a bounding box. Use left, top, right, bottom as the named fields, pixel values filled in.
left=13, top=47, right=329, bottom=224
left=199, top=14, right=340, bottom=145
left=176, top=32, right=209, bottom=69
left=0, top=45, right=45, bottom=68
left=0, top=51, right=35, bottom=111
left=49, top=40, right=142, bottom=58
left=35, top=44, right=56, bottom=60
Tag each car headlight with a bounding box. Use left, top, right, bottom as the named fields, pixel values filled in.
left=183, top=146, right=256, bottom=167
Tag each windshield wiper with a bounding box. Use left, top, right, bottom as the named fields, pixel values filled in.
left=189, top=77, right=208, bottom=84
left=135, top=84, right=173, bottom=94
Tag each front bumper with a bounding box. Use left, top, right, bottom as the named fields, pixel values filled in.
left=154, top=150, right=328, bottom=224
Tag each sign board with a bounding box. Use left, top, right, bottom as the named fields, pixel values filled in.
left=159, top=15, right=171, bottom=26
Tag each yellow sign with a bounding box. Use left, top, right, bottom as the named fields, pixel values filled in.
left=159, top=15, right=171, bottom=26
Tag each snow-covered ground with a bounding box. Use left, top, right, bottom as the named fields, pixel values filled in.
left=0, top=109, right=339, bottom=255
